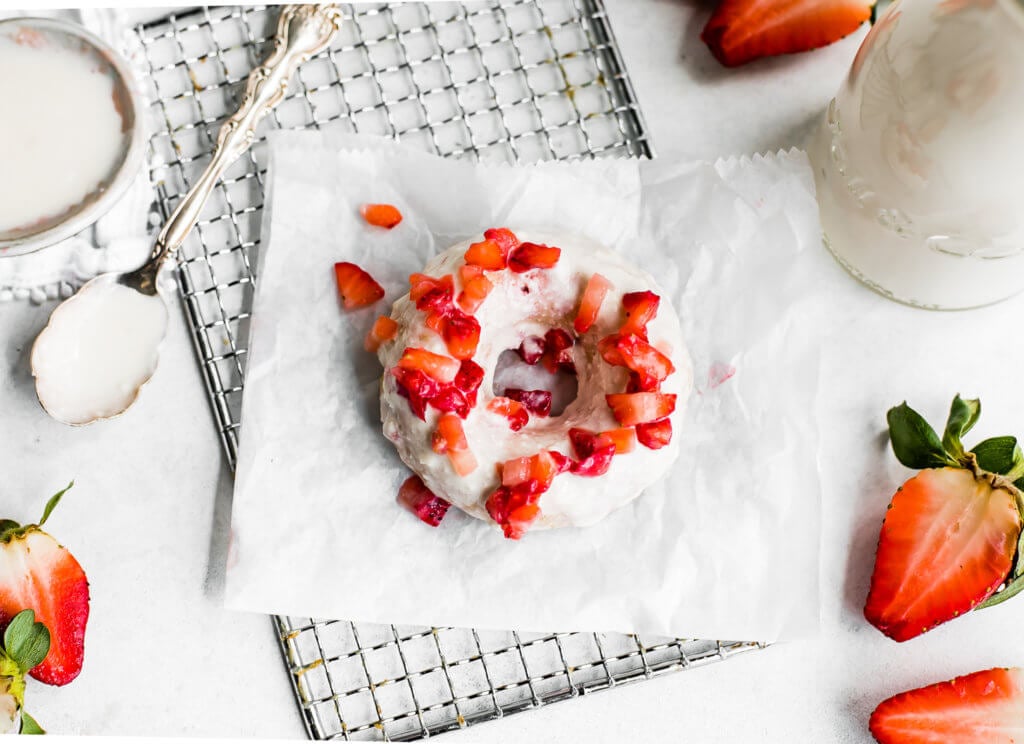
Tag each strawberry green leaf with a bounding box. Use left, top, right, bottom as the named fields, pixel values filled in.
left=887, top=402, right=956, bottom=469
left=942, top=395, right=980, bottom=458
left=20, top=712, right=44, bottom=735
left=972, top=436, right=1022, bottom=476
left=0, top=521, right=19, bottom=540
left=978, top=573, right=1024, bottom=610
left=2, top=610, right=50, bottom=675
left=37, top=481, right=73, bottom=527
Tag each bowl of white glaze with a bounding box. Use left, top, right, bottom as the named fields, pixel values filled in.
left=0, top=17, right=145, bottom=258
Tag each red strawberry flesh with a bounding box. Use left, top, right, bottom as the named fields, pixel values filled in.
left=509, top=242, right=561, bottom=273
left=397, top=475, right=450, bottom=527
left=606, top=392, right=677, bottom=427
left=361, top=203, right=403, bottom=228
left=574, top=273, right=612, bottom=335
left=504, top=388, right=552, bottom=417
left=620, top=291, right=660, bottom=338
left=636, top=419, right=673, bottom=449
left=486, top=397, right=530, bottom=431
left=517, top=336, right=546, bottom=365
left=334, top=262, right=385, bottom=310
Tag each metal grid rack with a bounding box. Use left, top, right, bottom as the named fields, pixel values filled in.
left=128, top=3, right=762, bottom=739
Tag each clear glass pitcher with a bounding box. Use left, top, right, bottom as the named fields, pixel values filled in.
left=810, top=0, right=1024, bottom=309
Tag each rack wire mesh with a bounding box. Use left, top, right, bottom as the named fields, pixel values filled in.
left=128, top=2, right=762, bottom=739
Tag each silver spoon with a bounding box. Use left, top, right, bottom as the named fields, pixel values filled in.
left=30, top=4, right=342, bottom=426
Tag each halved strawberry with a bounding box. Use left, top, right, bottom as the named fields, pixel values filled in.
left=464, top=239, right=508, bottom=270
left=504, top=388, right=552, bottom=417
left=509, top=242, right=561, bottom=273
left=574, top=273, right=612, bottom=335
left=409, top=273, right=454, bottom=313
left=619, top=291, right=660, bottom=338
left=457, top=274, right=494, bottom=314
left=392, top=368, right=443, bottom=420
left=361, top=203, right=403, bottom=228
left=636, top=419, right=673, bottom=450
left=568, top=428, right=616, bottom=477
left=483, top=227, right=520, bottom=255
left=441, top=311, right=481, bottom=360
left=397, top=475, right=450, bottom=526
left=606, top=393, right=677, bottom=427
left=334, top=262, right=385, bottom=310
left=865, top=397, right=1024, bottom=641
left=601, top=428, right=636, bottom=455
left=396, top=347, right=460, bottom=384
left=364, top=316, right=398, bottom=352
left=701, top=0, right=874, bottom=68
left=432, top=414, right=477, bottom=475
left=487, top=397, right=529, bottom=432
left=518, top=336, right=546, bottom=366
left=542, top=328, right=575, bottom=374
left=0, top=484, right=89, bottom=686
left=869, top=667, right=1024, bottom=744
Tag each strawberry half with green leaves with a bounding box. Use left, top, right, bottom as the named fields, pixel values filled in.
left=869, top=667, right=1024, bottom=743
left=864, top=396, right=1024, bottom=642
left=0, top=484, right=90, bottom=685
left=0, top=609, right=51, bottom=734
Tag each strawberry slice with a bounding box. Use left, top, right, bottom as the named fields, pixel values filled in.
left=601, top=428, right=636, bottom=455
left=483, top=227, right=520, bottom=255
left=509, top=242, right=561, bottom=273
left=606, top=393, right=677, bottom=427
left=487, top=397, right=529, bottom=432
left=464, top=239, right=508, bottom=270
left=517, top=336, right=545, bottom=365
left=869, top=667, right=1024, bottom=744
left=636, top=419, right=673, bottom=450
left=361, top=203, right=403, bottom=228
left=701, top=0, right=874, bottom=68
left=457, top=274, right=494, bottom=314
left=364, top=316, right=398, bottom=353
left=568, top=428, right=616, bottom=477
left=0, top=484, right=89, bottom=686
left=504, top=388, right=552, bottom=417
left=441, top=310, right=481, bottom=360
left=397, top=475, right=450, bottom=526
left=396, top=348, right=460, bottom=384
left=574, top=273, right=612, bottom=335
left=619, top=291, right=660, bottom=338
left=334, top=262, right=385, bottom=310
left=432, top=413, right=477, bottom=475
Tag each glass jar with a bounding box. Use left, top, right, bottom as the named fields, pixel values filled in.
left=810, top=0, right=1024, bottom=309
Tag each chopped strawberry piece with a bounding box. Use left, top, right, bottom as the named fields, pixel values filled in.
left=441, top=310, right=481, bottom=360
left=432, top=413, right=477, bottom=475
left=600, top=427, right=636, bottom=454
left=615, top=334, right=675, bottom=384
left=487, top=397, right=529, bottom=431
left=548, top=450, right=572, bottom=473
left=334, top=262, right=385, bottom=310
left=626, top=370, right=660, bottom=393
left=361, top=203, right=403, bottom=229
left=620, top=291, right=660, bottom=338
left=410, top=273, right=455, bottom=313
left=501, top=457, right=533, bottom=487
left=606, top=392, right=677, bottom=426
left=449, top=449, right=479, bottom=478
left=485, top=485, right=541, bottom=540
left=483, top=227, right=520, bottom=255
left=598, top=334, right=626, bottom=367
left=424, top=311, right=446, bottom=336
left=574, top=273, right=612, bottom=334
left=518, top=335, right=546, bottom=365
left=542, top=328, right=576, bottom=373
left=396, top=347, right=460, bottom=384
left=464, top=239, right=508, bottom=270
left=702, top=0, right=874, bottom=69
left=458, top=263, right=485, bottom=283
left=429, top=385, right=471, bottom=418
left=504, top=388, right=552, bottom=417
left=568, top=428, right=616, bottom=477
left=509, top=242, right=561, bottom=273
left=392, top=367, right=443, bottom=420
left=636, top=419, right=673, bottom=449
left=457, top=274, right=494, bottom=313
left=529, top=450, right=560, bottom=489
left=364, top=316, right=399, bottom=352
left=397, top=475, right=450, bottom=526
left=454, top=359, right=485, bottom=396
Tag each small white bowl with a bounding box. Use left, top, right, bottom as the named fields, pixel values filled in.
left=0, top=17, right=146, bottom=259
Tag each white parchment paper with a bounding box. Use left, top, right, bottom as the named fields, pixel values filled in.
left=224, top=131, right=826, bottom=641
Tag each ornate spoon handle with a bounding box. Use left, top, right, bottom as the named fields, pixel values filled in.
left=145, top=5, right=342, bottom=275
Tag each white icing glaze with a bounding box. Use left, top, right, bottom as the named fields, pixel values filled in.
left=378, top=231, right=692, bottom=530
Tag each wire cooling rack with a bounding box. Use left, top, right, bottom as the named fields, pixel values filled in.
left=128, top=2, right=762, bottom=739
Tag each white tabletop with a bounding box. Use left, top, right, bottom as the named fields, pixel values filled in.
left=4, top=1, right=1020, bottom=741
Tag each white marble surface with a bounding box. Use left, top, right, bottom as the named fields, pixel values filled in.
left=4, top=1, right=1023, bottom=741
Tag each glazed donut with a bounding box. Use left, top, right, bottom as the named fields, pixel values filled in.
left=376, top=228, right=692, bottom=539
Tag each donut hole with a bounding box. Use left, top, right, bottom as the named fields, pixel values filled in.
left=492, top=349, right=578, bottom=417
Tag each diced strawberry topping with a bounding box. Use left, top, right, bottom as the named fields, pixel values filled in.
left=626, top=370, right=660, bottom=393
left=548, top=450, right=572, bottom=473
left=635, top=419, right=673, bottom=449
left=502, top=457, right=533, bottom=487
left=614, top=334, right=675, bottom=384
left=598, top=334, right=626, bottom=367
left=483, top=227, right=520, bottom=255
left=361, top=203, right=403, bottom=229
left=457, top=274, right=494, bottom=313
left=432, top=413, right=477, bottom=475
left=486, top=397, right=530, bottom=431
left=568, top=428, right=616, bottom=477
left=424, top=311, right=446, bottom=336
left=517, top=335, right=546, bottom=365
left=606, top=392, right=677, bottom=426
left=574, top=273, right=612, bottom=335
left=334, top=262, right=385, bottom=310
left=397, top=475, right=450, bottom=526
left=454, top=359, right=485, bottom=404
left=485, top=486, right=540, bottom=539
left=620, top=291, right=660, bottom=338
left=464, top=239, right=508, bottom=270
left=503, top=388, right=552, bottom=417
left=364, top=315, right=398, bottom=352
left=441, top=310, right=481, bottom=360
left=392, top=367, right=443, bottom=420
left=410, top=273, right=455, bottom=313
left=600, top=427, right=636, bottom=454
left=509, top=242, right=561, bottom=273
left=528, top=450, right=560, bottom=489
left=542, top=328, right=576, bottom=373
left=396, top=347, right=460, bottom=384
left=458, top=263, right=485, bottom=283
left=429, top=385, right=471, bottom=418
